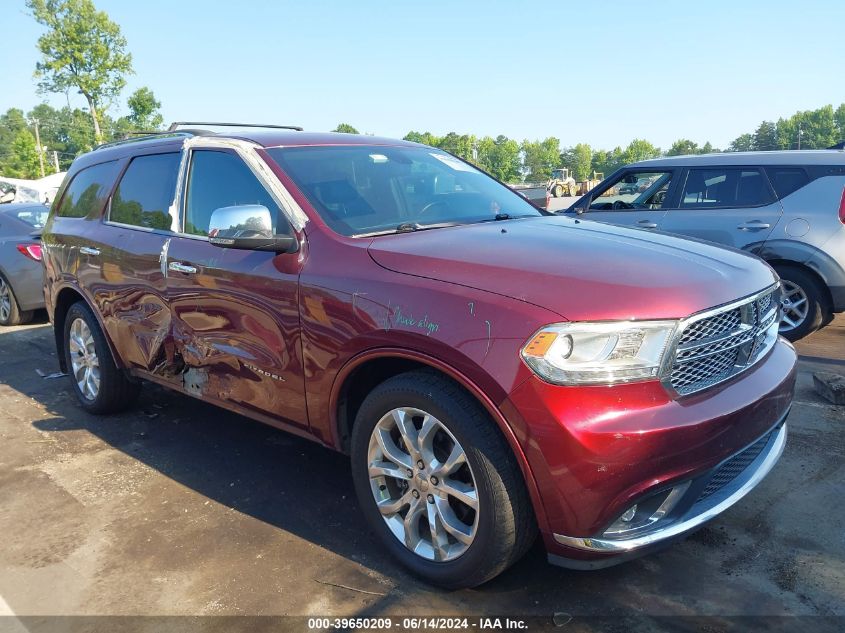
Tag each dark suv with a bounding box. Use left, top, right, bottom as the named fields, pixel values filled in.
left=42, top=125, right=796, bottom=587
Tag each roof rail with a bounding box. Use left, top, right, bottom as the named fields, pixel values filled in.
left=93, top=131, right=197, bottom=152
left=167, top=121, right=304, bottom=132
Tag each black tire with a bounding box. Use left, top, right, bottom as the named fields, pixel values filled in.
left=553, top=184, right=563, bottom=198
left=350, top=370, right=536, bottom=588
left=0, top=273, right=33, bottom=326
left=774, top=265, right=829, bottom=342
left=63, top=301, right=140, bottom=414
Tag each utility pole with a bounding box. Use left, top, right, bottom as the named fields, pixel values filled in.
left=31, top=118, right=46, bottom=178
left=52, top=151, right=60, bottom=173
left=798, top=123, right=803, bottom=150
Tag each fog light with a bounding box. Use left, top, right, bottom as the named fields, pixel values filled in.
left=603, top=482, right=690, bottom=538
left=620, top=505, right=637, bottom=522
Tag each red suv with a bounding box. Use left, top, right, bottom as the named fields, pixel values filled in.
left=42, top=124, right=796, bottom=588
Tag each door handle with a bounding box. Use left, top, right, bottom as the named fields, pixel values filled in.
left=168, top=262, right=197, bottom=274
left=79, top=246, right=100, bottom=256
left=737, top=221, right=771, bottom=231
left=637, top=220, right=658, bottom=229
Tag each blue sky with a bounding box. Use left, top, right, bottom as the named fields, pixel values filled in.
left=2, top=0, right=843, bottom=150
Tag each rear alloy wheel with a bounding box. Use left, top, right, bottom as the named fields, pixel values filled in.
left=775, top=265, right=829, bottom=341
left=0, top=274, right=33, bottom=326
left=63, top=301, right=140, bottom=413
left=351, top=370, right=535, bottom=588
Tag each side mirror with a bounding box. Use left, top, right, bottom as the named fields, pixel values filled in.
left=208, top=204, right=298, bottom=253
left=572, top=195, right=591, bottom=215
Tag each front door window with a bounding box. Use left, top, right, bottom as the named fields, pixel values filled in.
left=590, top=170, right=674, bottom=211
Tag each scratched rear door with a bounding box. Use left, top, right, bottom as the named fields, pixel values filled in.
left=164, top=147, right=307, bottom=428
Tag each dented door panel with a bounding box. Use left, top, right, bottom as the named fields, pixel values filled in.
left=164, top=236, right=307, bottom=428
left=91, top=226, right=175, bottom=373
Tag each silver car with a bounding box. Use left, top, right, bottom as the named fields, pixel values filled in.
left=0, top=203, right=48, bottom=325
left=567, top=151, right=845, bottom=340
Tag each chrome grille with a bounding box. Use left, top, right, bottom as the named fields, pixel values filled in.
left=669, top=286, right=780, bottom=395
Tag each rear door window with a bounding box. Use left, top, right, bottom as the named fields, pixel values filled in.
left=57, top=160, right=120, bottom=218
left=765, top=167, right=810, bottom=199
left=183, top=150, right=283, bottom=237
left=109, top=153, right=181, bottom=230
left=681, top=168, right=774, bottom=208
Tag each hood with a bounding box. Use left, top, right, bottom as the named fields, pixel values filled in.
left=367, top=216, right=777, bottom=321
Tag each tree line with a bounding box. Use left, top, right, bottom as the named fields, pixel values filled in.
left=334, top=103, right=845, bottom=186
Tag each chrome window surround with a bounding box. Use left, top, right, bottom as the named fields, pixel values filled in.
left=658, top=283, right=782, bottom=397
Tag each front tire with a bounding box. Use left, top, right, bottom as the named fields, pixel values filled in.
left=775, top=265, right=829, bottom=341
left=553, top=184, right=563, bottom=198
left=350, top=370, right=535, bottom=588
left=63, top=301, right=140, bottom=413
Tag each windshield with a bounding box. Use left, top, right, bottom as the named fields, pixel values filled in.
left=267, top=146, right=542, bottom=236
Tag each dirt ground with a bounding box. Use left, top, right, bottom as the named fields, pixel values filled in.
left=0, top=312, right=842, bottom=628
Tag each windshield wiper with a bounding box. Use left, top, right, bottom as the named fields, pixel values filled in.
left=475, top=213, right=537, bottom=223
left=354, top=221, right=464, bottom=238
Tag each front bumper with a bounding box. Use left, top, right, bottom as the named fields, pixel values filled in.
left=553, top=418, right=786, bottom=556
left=500, top=337, right=797, bottom=567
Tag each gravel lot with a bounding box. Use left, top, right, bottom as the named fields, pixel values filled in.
left=0, top=312, right=842, bottom=628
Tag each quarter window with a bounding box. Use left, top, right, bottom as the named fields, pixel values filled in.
left=57, top=160, right=120, bottom=218
left=765, top=167, right=810, bottom=199
left=110, top=153, right=181, bottom=230
left=681, top=168, right=774, bottom=208
left=184, top=150, right=283, bottom=237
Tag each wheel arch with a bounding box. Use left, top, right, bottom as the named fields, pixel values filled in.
left=329, top=347, right=550, bottom=532
left=52, top=284, right=121, bottom=373
left=766, top=258, right=833, bottom=313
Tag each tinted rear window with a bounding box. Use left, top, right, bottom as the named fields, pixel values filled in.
left=681, top=168, right=774, bottom=208
left=110, top=153, right=181, bottom=230
left=57, top=161, right=120, bottom=218
left=765, top=167, right=810, bottom=199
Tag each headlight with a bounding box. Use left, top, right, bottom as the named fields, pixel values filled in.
left=520, top=321, right=678, bottom=385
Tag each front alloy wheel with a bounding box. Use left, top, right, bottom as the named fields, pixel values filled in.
left=367, top=406, right=478, bottom=562
left=350, top=370, right=536, bottom=588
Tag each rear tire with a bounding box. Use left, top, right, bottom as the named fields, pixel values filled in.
left=553, top=184, right=563, bottom=198
left=63, top=301, right=140, bottom=414
left=350, top=370, right=536, bottom=588
left=774, top=265, right=829, bottom=341
left=0, top=273, right=33, bottom=326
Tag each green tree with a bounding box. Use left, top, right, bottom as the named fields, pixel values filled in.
left=728, top=133, right=754, bottom=152
left=752, top=121, right=778, bottom=151
left=27, top=0, right=133, bottom=142
left=333, top=123, right=359, bottom=134
left=436, top=132, right=476, bottom=162
left=475, top=135, right=520, bottom=182
left=4, top=130, right=42, bottom=178
left=835, top=104, right=845, bottom=143
left=621, top=139, right=660, bottom=165
left=522, top=137, right=561, bottom=182
left=404, top=131, right=441, bottom=147
left=667, top=139, right=699, bottom=156
left=126, top=87, right=163, bottom=130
